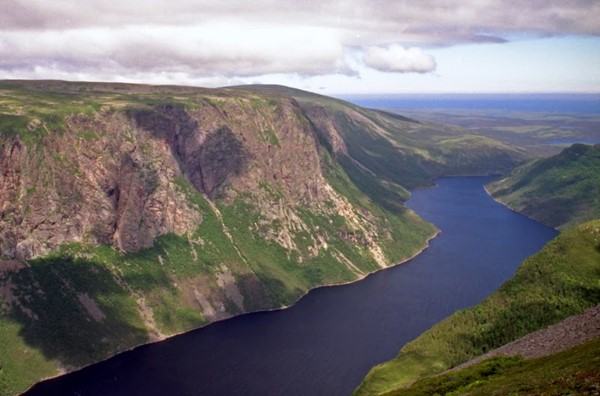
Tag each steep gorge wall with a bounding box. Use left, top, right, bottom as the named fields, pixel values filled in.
left=1, top=108, right=200, bottom=260
left=0, top=97, right=333, bottom=260
left=0, top=81, right=527, bottom=395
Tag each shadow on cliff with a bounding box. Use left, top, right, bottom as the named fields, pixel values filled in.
left=337, top=155, right=408, bottom=214
left=3, top=245, right=291, bottom=370
left=5, top=255, right=150, bottom=368
left=129, top=105, right=250, bottom=200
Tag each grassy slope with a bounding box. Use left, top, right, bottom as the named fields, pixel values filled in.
left=0, top=166, right=436, bottom=396
left=386, top=108, right=600, bottom=158
left=487, top=143, right=600, bottom=229
left=386, top=338, right=600, bottom=396
left=356, top=219, right=600, bottom=395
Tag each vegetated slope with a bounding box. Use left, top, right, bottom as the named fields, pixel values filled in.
left=355, top=219, right=600, bottom=395
left=384, top=108, right=600, bottom=157
left=385, top=337, right=600, bottom=396
left=487, top=143, right=600, bottom=229
left=451, top=304, right=600, bottom=370
left=0, top=80, right=522, bottom=395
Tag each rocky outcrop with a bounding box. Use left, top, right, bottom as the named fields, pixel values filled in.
left=0, top=83, right=526, bottom=264
left=0, top=108, right=202, bottom=259
left=302, top=104, right=349, bottom=155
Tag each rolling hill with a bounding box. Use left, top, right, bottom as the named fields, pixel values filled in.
left=487, top=143, right=600, bottom=229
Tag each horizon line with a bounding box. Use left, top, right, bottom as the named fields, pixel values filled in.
left=1, top=78, right=599, bottom=96
left=331, top=91, right=600, bottom=96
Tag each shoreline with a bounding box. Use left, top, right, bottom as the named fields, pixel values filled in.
left=483, top=184, right=559, bottom=231
left=20, top=228, right=441, bottom=395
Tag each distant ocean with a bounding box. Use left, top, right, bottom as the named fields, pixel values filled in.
left=335, top=94, right=600, bottom=114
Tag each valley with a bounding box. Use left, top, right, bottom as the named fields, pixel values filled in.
left=1, top=81, right=598, bottom=395
left=355, top=146, right=600, bottom=395
left=356, top=219, right=600, bottom=395
left=2, top=2, right=598, bottom=396
left=0, top=81, right=523, bottom=395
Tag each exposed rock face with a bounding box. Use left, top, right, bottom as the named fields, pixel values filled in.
left=0, top=83, right=524, bottom=262
left=301, top=104, right=348, bottom=155
left=198, top=126, right=248, bottom=198
left=0, top=109, right=203, bottom=259
left=0, top=93, right=356, bottom=261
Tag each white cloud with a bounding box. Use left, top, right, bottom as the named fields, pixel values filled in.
left=363, top=45, right=436, bottom=73
left=0, top=1, right=599, bottom=84
left=0, top=24, right=350, bottom=77
left=4, top=1, right=599, bottom=40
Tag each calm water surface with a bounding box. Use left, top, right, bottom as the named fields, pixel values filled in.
left=26, top=176, right=557, bottom=396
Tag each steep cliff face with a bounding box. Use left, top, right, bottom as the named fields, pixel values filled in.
left=236, top=85, right=526, bottom=189
left=0, top=81, right=524, bottom=395
left=0, top=108, right=201, bottom=259
left=0, top=92, right=375, bottom=261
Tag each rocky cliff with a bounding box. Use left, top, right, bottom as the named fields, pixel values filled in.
left=0, top=80, right=524, bottom=395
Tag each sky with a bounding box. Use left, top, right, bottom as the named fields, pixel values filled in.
left=1, top=0, right=600, bottom=94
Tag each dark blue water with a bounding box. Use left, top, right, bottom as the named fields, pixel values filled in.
left=336, top=94, right=600, bottom=114
left=25, top=177, right=557, bottom=396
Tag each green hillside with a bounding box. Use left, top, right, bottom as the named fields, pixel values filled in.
left=487, top=143, right=600, bottom=229
left=356, top=219, right=600, bottom=395
left=385, top=338, right=599, bottom=396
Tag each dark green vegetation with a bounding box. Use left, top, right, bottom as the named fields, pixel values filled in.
left=0, top=80, right=524, bottom=395
left=385, top=338, right=600, bottom=396
left=356, top=219, right=600, bottom=395
left=488, top=144, right=600, bottom=229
